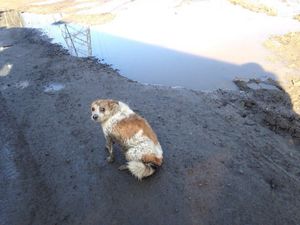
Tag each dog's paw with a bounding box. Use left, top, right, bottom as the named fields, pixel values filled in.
left=106, top=156, right=114, bottom=163
left=118, top=164, right=128, bottom=171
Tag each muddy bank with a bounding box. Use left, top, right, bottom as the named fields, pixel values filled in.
left=1, top=28, right=300, bottom=225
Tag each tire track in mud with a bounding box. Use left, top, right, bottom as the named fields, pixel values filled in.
left=0, top=93, right=57, bottom=225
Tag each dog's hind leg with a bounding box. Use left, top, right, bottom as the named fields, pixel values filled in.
left=105, top=136, right=114, bottom=163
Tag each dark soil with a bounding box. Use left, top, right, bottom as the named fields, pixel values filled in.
left=1, top=28, right=300, bottom=225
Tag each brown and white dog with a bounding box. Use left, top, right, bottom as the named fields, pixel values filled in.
left=91, top=99, right=163, bottom=180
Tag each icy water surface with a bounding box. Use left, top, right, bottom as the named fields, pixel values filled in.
left=3, top=0, right=300, bottom=90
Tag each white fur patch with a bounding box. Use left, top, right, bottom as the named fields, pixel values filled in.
left=127, top=161, right=154, bottom=180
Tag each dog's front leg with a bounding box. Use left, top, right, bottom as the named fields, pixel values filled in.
left=105, top=136, right=114, bottom=163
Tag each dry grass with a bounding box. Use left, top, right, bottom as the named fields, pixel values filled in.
left=228, top=0, right=277, bottom=16
left=0, top=0, right=115, bottom=25
left=1, top=0, right=101, bottom=13
left=264, top=32, right=300, bottom=69
left=264, top=32, right=300, bottom=113
left=64, top=13, right=115, bottom=25
left=0, top=0, right=57, bottom=12
left=294, top=14, right=300, bottom=22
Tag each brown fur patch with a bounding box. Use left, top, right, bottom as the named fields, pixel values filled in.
left=142, top=153, right=163, bottom=166
left=113, top=114, right=159, bottom=145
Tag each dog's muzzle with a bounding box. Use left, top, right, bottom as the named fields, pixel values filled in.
left=92, top=114, right=98, bottom=121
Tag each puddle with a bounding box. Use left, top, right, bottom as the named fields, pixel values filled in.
left=44, top=83, right=65, bottom=92
left=1, top=0, right=300, bottom=90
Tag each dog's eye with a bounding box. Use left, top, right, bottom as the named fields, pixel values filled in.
left=100, top=107, right=105, bottom=112
left=91, top=107, right=95, bottom=112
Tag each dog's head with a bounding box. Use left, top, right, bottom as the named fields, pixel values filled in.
left=91, top=99, right=119, bottom=123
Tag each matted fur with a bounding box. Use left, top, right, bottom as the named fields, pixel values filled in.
left=91, top=99, right=163, bottom=180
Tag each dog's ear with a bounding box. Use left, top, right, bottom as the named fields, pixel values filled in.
left=107, top=100, right=119, bottom=111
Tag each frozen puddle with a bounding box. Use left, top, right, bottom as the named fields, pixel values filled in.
left=16, top=81, right=30, bottom=89
left=0, top=63, right=13, bottom=77
left=3, top=0, right=300, bottom=90
left=44, top=83, right=65, bottom=92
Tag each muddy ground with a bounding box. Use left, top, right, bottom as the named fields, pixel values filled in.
left=0, top=27, right=300, bottom=225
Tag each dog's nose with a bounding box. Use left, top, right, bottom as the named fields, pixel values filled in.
left=92, top=114, right=98, bottom=120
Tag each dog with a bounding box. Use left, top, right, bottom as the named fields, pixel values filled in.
left=91, top=99, right=163, bottom=180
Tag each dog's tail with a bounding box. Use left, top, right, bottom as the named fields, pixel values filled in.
left=127, top=161, right=155, bottom=180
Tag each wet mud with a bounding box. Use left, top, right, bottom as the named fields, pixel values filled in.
left=1, top=28, right=300, bottom=225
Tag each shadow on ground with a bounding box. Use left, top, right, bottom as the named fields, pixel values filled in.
left=0, top=26, right=300, bottom=225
